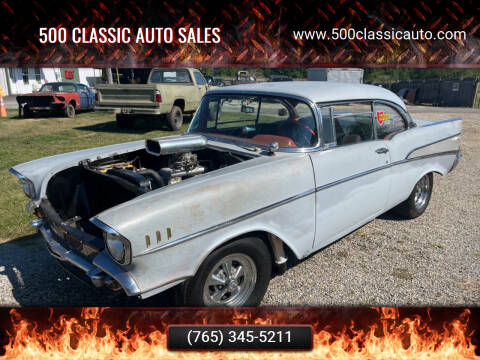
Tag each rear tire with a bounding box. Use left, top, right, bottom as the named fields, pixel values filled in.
left=64, top=104, right=75, bottom=118
left=167, top=105, right=183, bottom=131
left=116, top=114, right=133, bottom=128
left=395, top=173, right=433, bottom=219
left=181, top=237, right=271, bottom=306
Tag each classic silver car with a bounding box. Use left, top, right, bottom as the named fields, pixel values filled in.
left=9, top=82, right=462, bottom=306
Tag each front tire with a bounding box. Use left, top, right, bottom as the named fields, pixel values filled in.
left=167, top=105, right=183, bottom=131
left=182, top=237, right=271, bottom=306
left=64, top=104, right=75, bottom=118
left=395, top=173, right=433, bottom=219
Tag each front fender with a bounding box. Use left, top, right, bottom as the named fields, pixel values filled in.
left=120, top=190, right=316, bottom=299
left=94, top=153, right=317, bottom=297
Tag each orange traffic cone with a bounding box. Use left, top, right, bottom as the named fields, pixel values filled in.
left=0, top=96, right=6, bottom=117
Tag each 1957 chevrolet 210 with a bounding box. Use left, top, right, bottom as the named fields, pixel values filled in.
left=9, top=82, right=461, bottom=306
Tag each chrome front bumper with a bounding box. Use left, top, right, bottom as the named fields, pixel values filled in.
left=31, top=219, right=141, bottom=297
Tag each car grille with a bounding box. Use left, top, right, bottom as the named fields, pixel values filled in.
left=21, top=96, right=54, bottom=107
left=49, top=221, right=102, bottom=260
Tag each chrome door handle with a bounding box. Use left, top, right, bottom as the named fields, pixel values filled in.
left=375, top=147, right=389, bottom=154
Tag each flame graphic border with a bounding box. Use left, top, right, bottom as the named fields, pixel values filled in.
left=0, top=307, right=479, bottom=358
left=0, top=0, right=479, bottom=66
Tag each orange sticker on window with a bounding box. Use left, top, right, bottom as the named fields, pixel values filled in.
left=376, top=111, right=390, bottom=125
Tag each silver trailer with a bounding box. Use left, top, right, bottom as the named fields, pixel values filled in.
left=307, top=68, right=364, bottom=84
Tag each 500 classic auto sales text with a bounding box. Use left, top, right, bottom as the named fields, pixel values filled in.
left=38, top=27, right=222, bottom=44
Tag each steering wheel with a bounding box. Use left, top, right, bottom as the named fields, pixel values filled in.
left=279, top=117, right=316, bottom=147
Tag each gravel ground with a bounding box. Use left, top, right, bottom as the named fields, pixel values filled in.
left=0, top=105, right=478, bottom=306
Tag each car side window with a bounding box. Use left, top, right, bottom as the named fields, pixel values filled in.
left=194, top=71, right=206, bottom=85
left=320, top=102, right=374, bottom=146
left=373, top=103, right=407, bottom=140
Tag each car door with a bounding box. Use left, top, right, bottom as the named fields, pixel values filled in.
left=372, top=101, right=409, bottom=208
left=309, top=101, right=392, bottom=250
left=86, top=86, right=95, bottom=108
left=77, top=84, right=89, bottom=109
left=192, top=71, right=208, bottom=108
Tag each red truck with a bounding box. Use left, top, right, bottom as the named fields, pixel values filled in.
left=17, top=82, right=95, bottom=118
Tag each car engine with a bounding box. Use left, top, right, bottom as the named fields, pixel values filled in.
left=46, top=140, right=253, bottom=224
left=86, top=151, right=206, bottom=192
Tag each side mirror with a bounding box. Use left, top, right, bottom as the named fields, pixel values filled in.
left=278, top=108, right=287, bottom=116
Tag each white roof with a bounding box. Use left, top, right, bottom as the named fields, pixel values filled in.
left=208, top=81, right=406, bottom=110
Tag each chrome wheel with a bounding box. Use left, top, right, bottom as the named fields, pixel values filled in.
left=203, top=253, right=257, bottom=306
left=413, top=175, right=430, bottom=210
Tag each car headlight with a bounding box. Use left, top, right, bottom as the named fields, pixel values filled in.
left=20, top=178, right=36, bottom=198
left=105, top=233, right=125, bottom=260
left=104, top=231, right=132, bottom=265
left=9, top=168, right=35, bottom=199
left=91, top=218, right=131, bottom=265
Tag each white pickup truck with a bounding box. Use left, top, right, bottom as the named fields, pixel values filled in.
left=95, top=68, right=209, bottom=130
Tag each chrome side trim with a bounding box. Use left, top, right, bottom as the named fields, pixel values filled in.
left=419, top=117, right=462, bottom=127
left=135, top=188, right=316, bottom=257
left=134, top=150, right=459, bottom=257
left=406, top=133, right=461, bottom=159
left=404, top=151, right=459, bottom=162
left=314, top=163, right=392, bottom=192
left=325, top=149, right=459, bottom=186
left=315, top=150, right=460, bottom=192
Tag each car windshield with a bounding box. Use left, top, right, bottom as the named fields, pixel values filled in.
left=39, top=83, right=76, bottom=92
left=188, top=94, right=318, bottom=148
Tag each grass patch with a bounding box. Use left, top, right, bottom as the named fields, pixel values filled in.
left=0, top=111, right=187, bottom=243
